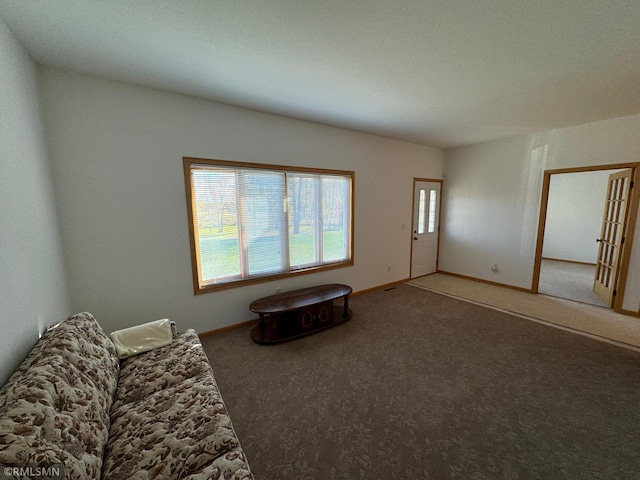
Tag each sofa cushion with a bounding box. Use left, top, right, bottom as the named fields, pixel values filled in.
left=0, top=312, right=119, bottom=480
left=0, top=355, right=110, bottom=479
left=102, top=375, right=246, bottom=479
left=112, top=329, right=211, bottom=409
left=40, top=314, right=120, bottom=411
left=181, top=447, right=254, bottom=480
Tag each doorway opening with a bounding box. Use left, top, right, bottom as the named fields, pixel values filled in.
left=532, top=163, right=640, bottom=314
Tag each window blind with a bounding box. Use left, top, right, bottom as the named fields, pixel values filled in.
left=187, top=159, right=353, bottom=291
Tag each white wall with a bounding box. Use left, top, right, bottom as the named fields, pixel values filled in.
left=542, top=170, right=612, bottom=264
left=440, top=135, right=538, bottom=287
left=0, top=20, right=72, bottom=385
left=39, top=67, right=444, bottom=334
left=441, top=114, right=640, bottom=311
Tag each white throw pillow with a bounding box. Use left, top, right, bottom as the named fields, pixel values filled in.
left=109, top=318, right=173, bottom=359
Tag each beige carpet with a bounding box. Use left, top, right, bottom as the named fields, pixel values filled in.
left=407, top=273, right=640, bottom=350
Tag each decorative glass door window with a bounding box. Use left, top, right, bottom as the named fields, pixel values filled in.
left=418, top=189, right=427, bottom=234
left=428, top=189, right=437, bottom=233
left=417, top=189, right=437, bottom=235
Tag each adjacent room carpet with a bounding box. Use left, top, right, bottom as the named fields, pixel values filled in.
left=408, top=273, right=640, bottom=349
left=200, top=284, right=640, bottom=480
left=538, top=259, right=608, bottom=308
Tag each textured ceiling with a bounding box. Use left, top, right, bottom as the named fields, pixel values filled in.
left=1, top=0, right=639, bottom=148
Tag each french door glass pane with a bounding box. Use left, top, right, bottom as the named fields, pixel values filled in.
left=288, top=174, right=318, bottom=268
left=322, top=176, right=349, bottom=262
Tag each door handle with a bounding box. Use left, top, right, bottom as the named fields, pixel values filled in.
left=596, top=238, right=602, bottom=243
left=414, top=237, right=418, bottom=240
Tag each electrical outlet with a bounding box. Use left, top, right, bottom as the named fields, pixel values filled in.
left=491, top=264, right=499, bottom=273
left=387, top=265, right=391, bottom=272
left=275, top=287, right=281, bottom=294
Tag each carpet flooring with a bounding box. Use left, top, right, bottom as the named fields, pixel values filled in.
left=408, top=273, right=640, bottom=349
left=538, top=259, right=608, bottom=308
left=201, top=284, right=640, bottom=480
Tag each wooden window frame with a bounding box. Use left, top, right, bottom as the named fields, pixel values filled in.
left=183, top=157, right=355, bottom=294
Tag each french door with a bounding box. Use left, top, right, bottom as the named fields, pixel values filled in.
left=593, top=169, right=633, bottom=306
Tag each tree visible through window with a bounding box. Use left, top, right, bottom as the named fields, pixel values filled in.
left=184, top=158, right=354, bottom=293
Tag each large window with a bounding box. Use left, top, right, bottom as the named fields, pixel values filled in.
left=183, top=158, right=354, bottom=293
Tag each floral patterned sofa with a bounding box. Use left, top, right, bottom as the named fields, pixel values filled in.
left=0, top=312, right=254, bottom=480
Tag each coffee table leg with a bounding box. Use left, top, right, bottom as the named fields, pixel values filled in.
left=259, top=313, right=265, bottom=328
left=343, top=295, right=350, bottom=318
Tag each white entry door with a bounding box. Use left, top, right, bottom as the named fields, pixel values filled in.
left=411, top=180, right=441, bottom=278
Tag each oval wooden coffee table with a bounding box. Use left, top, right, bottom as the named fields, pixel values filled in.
left=250, top=284, right=352, bottom=344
